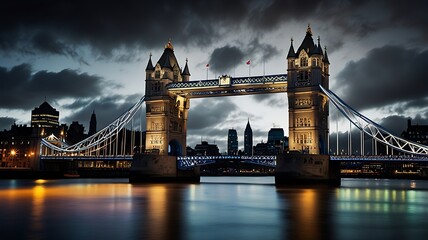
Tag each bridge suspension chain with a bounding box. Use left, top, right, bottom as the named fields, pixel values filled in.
left=41, top=96, right=145, bottom=153
left=320, top=85, right=428, bottom=156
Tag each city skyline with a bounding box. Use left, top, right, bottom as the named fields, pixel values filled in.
left=1, top=1, right=428, bottom=153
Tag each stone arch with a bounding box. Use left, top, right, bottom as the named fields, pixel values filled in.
left=168, top=139, right=182, bottom=156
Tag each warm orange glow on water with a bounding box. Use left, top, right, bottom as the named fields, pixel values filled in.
left=31, top=185, right=46, bottom=233
left=147, top=186, right=168, bottom=239
left=1, top=178, right=428, bottom=240
left=297, top=189, right=317, bottom=240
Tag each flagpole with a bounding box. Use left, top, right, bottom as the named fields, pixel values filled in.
left=263, top=60, right=265, bottom=76
left=247, top=60, right=251, bottom=77
left=206, top=64, right=209, bottom=80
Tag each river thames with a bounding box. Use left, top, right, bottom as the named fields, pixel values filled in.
left=0, top=177, right=427, bottom=240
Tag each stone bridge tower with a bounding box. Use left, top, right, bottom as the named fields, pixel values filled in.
left=130, top=40, right=196, bottom=183
left=144, top=40, right=190, bottom=156
left=287, top=25, right=330, bottom=154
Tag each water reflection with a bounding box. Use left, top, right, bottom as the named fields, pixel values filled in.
left=276, top=187, right=335, bottom=240
left=0, top=178, right=428, bottom=240
left=130, top=184, right=187, bottom=240
left=30, top=184, right=46, bottom=239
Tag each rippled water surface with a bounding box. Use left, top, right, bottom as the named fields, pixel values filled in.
left=1, top=177, right=428, bottom=240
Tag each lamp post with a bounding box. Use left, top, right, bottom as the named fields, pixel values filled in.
left=10, top=149, right=16, bottom=168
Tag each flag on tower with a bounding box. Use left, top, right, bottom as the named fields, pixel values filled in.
left=246, top=60, right=251, bottom=65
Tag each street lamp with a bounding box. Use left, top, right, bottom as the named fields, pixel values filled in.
left=10, top=149, right=16, bottom=168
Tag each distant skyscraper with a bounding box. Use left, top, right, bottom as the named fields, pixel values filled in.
left=227, top=129, right=238, bottom=155
left=88, top=110, right=97, bottom=136
left=268, top=128, right=285, bottom=145
left=244, top=120, right=253, bottom=156
left=31, top=101, right=59, bottom=137
left=67, top=121, right=85, bottom=145
left=268, top=128, right=285, bottom=154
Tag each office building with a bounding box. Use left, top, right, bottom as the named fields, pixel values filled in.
left=227, top=129, right=238, bottom=155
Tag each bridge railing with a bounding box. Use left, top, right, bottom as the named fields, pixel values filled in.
left=177, top=155, right=277, bottom=169
left=331, top=155, right=428, bottom=161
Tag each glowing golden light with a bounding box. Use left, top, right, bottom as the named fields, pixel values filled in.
left=10, top=150, right=16, bottom=156
left=35, top=179, right=47, bottom=184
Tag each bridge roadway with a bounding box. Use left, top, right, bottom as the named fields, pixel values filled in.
left=40, top=154, right=428, bottom=169
left=40, top=155, right=133, bottom=161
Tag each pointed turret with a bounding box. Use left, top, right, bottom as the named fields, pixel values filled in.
left=287, top=38, right=296, bottom=59
left=312, top=36, right=322, bottom=55
left=323, top=46, right=330, bottom=64
left=182, top=58, right=190, bottom=76
left=317, top=36, right=324, bottom=56
left=146, top=53, right=154, bottom=71
left=296, top=24, right=317, bottom=57
left=182, top=58, right=191, bottom=82
left=157, top=39, right=179, bottom=70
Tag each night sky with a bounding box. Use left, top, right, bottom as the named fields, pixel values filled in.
left=1, top=0, right=428, bottom=152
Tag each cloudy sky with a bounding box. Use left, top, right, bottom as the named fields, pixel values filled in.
left=1, top=0, right=428, bottom=153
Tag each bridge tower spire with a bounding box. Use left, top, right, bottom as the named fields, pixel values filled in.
left=287, top=26, right=330, bottom=154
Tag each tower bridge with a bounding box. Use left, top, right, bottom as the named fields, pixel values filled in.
left=38, top=26, right=428, bottom=184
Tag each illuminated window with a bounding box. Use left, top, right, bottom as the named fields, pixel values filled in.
left=300, top=57, right=308, bottom=67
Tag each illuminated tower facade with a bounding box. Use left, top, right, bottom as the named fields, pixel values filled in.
left=287, top=25, right=330, bottom=154
left=31, top=101, right=60, bottom=137
left=144, top=40, right=190, bottom=156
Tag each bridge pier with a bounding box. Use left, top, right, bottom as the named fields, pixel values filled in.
left=275, top=153, right=341, bottom=186
left=129, top=153, right=200, bottom=183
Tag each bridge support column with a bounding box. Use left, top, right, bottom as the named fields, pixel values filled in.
left=275, top=153, right=341, bottom=186
left=130, top=153, right=200, bottom=183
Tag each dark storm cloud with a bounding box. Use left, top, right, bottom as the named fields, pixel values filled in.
left=62, top=94, right=144, bottom=130
left=335, top=45, right=428, bottom=111
left=188, top=99, right=238, bottom=130
left=0, top=117, right=16, bottom=131
left=207, top=39, right=279, bottom=75
left=378, top=115, right=428, bottom=137
left=0, top=64, right=107, bottom=110
left=248, top=38, right=280, bottom=62
left=208, top=46, right=245, bottom=74
left=31, top=32, right=79, bottom=59
left=2, top=0, right=425, bottom=61
left=0, top=0, right=252, bottom=58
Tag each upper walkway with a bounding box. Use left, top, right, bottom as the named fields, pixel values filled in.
left=166, top=74, right=287, bottom=98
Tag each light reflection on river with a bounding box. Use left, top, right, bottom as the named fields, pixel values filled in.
left=0, top=177, right=428, bottom=240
